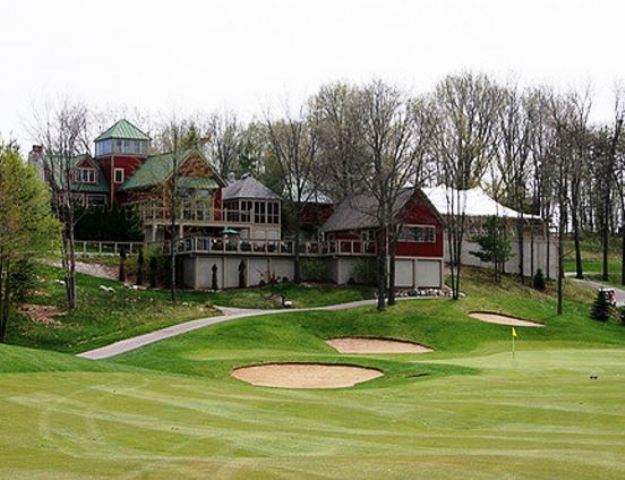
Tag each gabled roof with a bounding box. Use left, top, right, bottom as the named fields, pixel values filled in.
left=223, top=173, right=281, bottom=200
left=46, top=154, right=109, bottom=194
left=95, top=119, right=150, bottom=142
left=320, top=188, right=430, bottom=233
left=422, top=186, right=541, bottom=220
left=118, top=149, right=224, bottom=192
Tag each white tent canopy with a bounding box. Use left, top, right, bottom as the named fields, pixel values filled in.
left=422, top=186, right=542, bottom=220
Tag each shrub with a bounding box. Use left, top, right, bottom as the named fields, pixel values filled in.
left=136, top=248, right=144, bottom=285
left=352, top=258, right=377, bottom=285
left=619, top=306, right=625, bottom=326
left=9, top=258, right=38, bottom=303
left=590, top=290, right=614, bottom=321
left=118, top=248, right=127, bottom=282
left=533, top=269, right=546, bottom=291
left=148, top=256, right=158, bottom=289
left=302, top=258, right=329, bottom=282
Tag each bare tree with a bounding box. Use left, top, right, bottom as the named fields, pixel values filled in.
left=567, top=88, right=593, bottom=280
left=204, top=112, right=241, bottom=177
left=309, top=82, right=366, bottom=201
left=352, top=81, right=431, bottom=309
left=495, top=83, right=533, bottom=283
left=31, top=100, right=90, bottom=310
left=547, top=92, right=579, bottom=315
left=607, top=86, right=625, bottom=283
left=265, top=106, right=319, bottom=284
left=430, top=72, right=503, bottom=299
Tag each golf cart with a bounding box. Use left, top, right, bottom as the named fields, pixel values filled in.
left=599, top=287, right=617, bottom=306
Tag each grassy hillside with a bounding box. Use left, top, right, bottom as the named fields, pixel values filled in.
left=7, top=264, right=374, bottom=354
left=2, top=269, right=625, bottom=478
left=563, top=234, right=622, bottom=274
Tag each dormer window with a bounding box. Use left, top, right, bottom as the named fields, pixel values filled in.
left=76, top=167, right=96, bottom=184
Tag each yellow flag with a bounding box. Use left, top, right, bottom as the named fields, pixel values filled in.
left=512, top=327, right=517, bottom=337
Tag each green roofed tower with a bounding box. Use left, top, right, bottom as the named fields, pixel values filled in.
left=94, top=119, right=151, bottom=205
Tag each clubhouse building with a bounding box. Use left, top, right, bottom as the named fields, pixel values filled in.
left=30, top=119, right=557, bottom=290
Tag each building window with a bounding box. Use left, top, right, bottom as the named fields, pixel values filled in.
left=76, top=167, right=96, bottom=184
left=114, top=168, right=124, bottom=184
left=254, top=201, right=266, bottom=224
left=86, top=195, right=106, bottom=207
left=95, top=140, right=113, bottom=157
left=268, top=202, right=279, bottom=224
left=399, top=225, right=436, bottom=243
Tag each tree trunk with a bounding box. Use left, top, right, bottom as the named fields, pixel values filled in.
left=530, top=225, right=535, bottom=280
left=517, top=217, right=524, bottom=284
left=602, top=191, right=610, bottom=282
left=557, top=210, right=565, bottom=315
left=546, top=224, right=551, bottom=280
left=0, top=259, right=10, bottom=342
left=170, top=218, right=177, bottom=304
left=572, top=193, right=583, bottom=280
left=388, top=245, right=396, bottom=306
left=622, top=208, right=625, bottom=286
left=376, top=230, right=387, bottom=311
left=293, top=214, right=302, bottom=284
left=0, top=257, right=4, bottom=342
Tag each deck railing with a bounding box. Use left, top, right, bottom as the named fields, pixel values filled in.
left=173, top=237, right=376, bottom=257
left=76, top=240, right=144, bottom=255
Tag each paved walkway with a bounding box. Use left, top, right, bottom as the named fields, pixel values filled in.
left=570, top=277, right=625, bottom=306
left=77, top=296, right=437, bottom=360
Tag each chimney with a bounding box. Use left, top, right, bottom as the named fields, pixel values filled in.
left=227, top=172, right=236, bottom=183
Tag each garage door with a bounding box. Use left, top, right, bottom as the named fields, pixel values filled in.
left=416, top=259, right=441, bottom=288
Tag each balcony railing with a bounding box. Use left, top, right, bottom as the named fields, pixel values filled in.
left=137, top=203, right=278, bottom=226
left=173, top=237, right=377, bottom=257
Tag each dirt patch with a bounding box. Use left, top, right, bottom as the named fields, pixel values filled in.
left=326, top=337, right=433, bottom=354
left=49, top=260, right=117, bottom=280
left=18, top=304, right=65, bottom=328
left=231, top=363, right=384, bottom=389
left=469, top=311, right=544, bottom=327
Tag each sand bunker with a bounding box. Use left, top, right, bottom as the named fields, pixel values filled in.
left=231, top=363, right=383, bottom=389
left=326, top=337, right=433, bottom=354
left=469, top=312, right=544, bottom=327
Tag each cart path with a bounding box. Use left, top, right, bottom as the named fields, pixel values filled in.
left=570, top=278, right=625, bottom=306
left=77, top=296, right=435, bottom=360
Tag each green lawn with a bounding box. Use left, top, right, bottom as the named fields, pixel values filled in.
left=7, top=264, right=374, bottom=354
left=7, top=264, right=219, bottom=353
left=563, top=235, right=622, bottom=274
left=2, top=269, right=625, bottom=478
left=199, top=282, right=375, bottom=309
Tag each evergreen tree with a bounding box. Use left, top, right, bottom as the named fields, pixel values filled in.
left=533, top=268, right=546, bottom=291
left=590, top=289, right=614, bottom=321
left=469, top=216, right=513, bottom=281
left=0, top=142, right=59, bottom=341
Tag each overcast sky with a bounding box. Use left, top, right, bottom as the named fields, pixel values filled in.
left=3, top=0, right=625, bottom=150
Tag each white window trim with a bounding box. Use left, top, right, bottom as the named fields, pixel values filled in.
left=399, top=224, right=436, bottom=243
left=76, top=167, right=96, bottom=184
left=114, top=168, right=125, bottom=184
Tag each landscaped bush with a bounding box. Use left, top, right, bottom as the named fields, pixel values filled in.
left=352, top=258, right=377, bottom=285
left=136, top=248, right=145, bottom=285
left=533, top=269, right=546, bottom=291
left=590, top=290, right=614, bottom=321
left=302, top=258, right=329, bottom=282
left=75, top=205, right=143, bottom=241
left=9, top=258, right=38, bottom=303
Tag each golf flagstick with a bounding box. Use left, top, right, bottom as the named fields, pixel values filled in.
left=512, top=327, right=517, bottom=359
